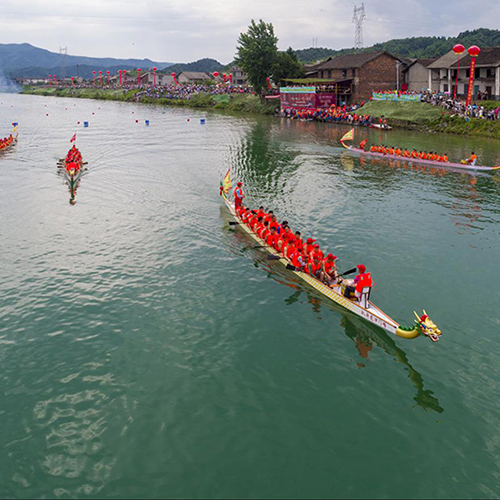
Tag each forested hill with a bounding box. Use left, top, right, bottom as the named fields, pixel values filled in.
left=295, top=28, right=500, bottom=63
left=0, top=43, right=172, bottom=74
left=160, top=58, right=225, bottom=75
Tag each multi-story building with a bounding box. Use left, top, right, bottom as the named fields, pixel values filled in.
left=427, top=47, right=500, bottom=99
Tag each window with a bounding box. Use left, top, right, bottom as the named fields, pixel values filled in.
left=352, top=68, right=356, bottom=77
left=444, top=84, right=449, bottom=92
left=466, top=69, right=470, bottom=78
left=342, top=69, right=347, bottom=78
left=475, top=68, right=480, bottom=78
left=487, top=68, right=494, bottom=78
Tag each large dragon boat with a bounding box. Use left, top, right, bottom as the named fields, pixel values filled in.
left=341, top=141, right=500, bottom=173
left=221, top=182, right=442, bottom=343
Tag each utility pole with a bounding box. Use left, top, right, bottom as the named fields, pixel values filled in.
left=59, top=46, right=68, bottom=81
left=352, top=4, right=366, bottom=50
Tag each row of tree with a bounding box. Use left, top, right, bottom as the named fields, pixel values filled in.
left=294, top=28, right=500, bottom=63
left=235, top=20, right=304, bottom=94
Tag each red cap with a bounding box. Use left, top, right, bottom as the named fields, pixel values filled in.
left=357, top=264, right=366, bottom=273
left=313, top=243, right=319, bottom=248
left=237, top=182, right=242, bottom=186
left=306, top=238, right=315, bottom=244
left=327, top=254, right=337, bottom=260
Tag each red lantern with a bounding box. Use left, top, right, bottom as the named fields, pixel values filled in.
left=453, top=44, right=465, bottom=55
left=99, top=70, right=103, bottom=86
left=118, top=70, right=122, bottom=86
left=93, top=70, right=96, bottom=85
left=213, top=71, right=219, bottom=78
left=48, top=74, right=52, bottom=88
left=171, top=72, right=178, bottom=85
left=107, top=70, right=110, bottom=85
left=466, top=46, right=481, bottom=106
left=468, top=45, right=481, bottom=57
left=153, top=67, right=157, bottom=86
left=229, top=74, right=233, bottom=83
left=137, top=68, right=141, bottom=86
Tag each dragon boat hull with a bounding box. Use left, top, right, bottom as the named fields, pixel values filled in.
left=343, top=144, right=500, bottom=172
left=222, top=195, right=409, bottom=337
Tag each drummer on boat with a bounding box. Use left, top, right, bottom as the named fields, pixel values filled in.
left=234, top=182, right=245, bottom=210
left=463, top=152, right=478, bottom=165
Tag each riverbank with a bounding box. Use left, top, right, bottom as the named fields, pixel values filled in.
left=20, top=86, right=279, bottom=115
left=357, top=100, right=500, bottom=140
left=20, top=86, right=500, bottom=139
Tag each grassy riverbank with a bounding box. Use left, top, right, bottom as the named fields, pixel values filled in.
left=357, top=101, right=500, bottom=140
left=21, top=86, right=279, bottom=115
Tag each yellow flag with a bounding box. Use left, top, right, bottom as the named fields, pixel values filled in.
left=221, top=168, right=232, bottom=195
left=11, top=125, right=18, bottom=134
left=340, top=128, right=354, bottom=142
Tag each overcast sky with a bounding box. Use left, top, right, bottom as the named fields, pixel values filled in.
left=1, top=0, right=498, bottom=63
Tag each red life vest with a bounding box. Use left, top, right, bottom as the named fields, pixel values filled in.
left=291, top=251, right=302, bottom=268
left=355, top=273, right=372, bottom=293
left=234, top=187, right=243, bottom=200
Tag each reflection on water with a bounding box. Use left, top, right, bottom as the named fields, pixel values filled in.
left=339, top=314, right=444, bottom=414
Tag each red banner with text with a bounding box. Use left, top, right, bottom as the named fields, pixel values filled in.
left=466, top=57, right=477, bottom=106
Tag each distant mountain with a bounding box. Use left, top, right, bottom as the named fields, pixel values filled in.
left=295, top=28, right=500, bottom=63
left=162, top=58, right=225, bottom=75
left=0, top=43, right=173, bottom=77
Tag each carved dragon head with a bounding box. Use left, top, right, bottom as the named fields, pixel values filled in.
left=414, top=311, right=441, bottom=342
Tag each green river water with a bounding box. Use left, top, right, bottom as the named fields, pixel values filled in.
left=1, top=92, right=500, bottom=499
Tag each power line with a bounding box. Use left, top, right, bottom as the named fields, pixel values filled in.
left=352, top=3, right=366, bottom=50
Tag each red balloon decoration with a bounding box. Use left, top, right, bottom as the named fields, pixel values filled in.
left=213, top=72, right=219, bottom=77
left=453, top=44, right=465, bottom=55
left=468, top=45, right=481, bottom=57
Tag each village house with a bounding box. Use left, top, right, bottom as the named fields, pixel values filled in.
left=311, top=51, right=405, bottom=102
left=230, top=67, right=248, bottom=85
left=427, top=47, right=500, bottom=99
left=177, top=71, right=211, bottom=84
left=402, top=58, right=437, bottom=92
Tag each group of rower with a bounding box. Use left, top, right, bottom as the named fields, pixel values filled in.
left=0, top=134, right=14, bottom=150
left=367, top=144, right=450, bottom=163
left=65, top=145, right=82, bottom=171
left=363, top=143, right=480, bottom=165
left=233, top=183, right=372, bottom=302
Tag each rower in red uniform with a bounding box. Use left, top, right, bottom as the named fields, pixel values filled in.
left=234, top=182, right=245, bottom=210
left=319, top=254, right=339, bottom=285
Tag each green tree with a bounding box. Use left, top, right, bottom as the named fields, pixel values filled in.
left=235, top=19, right=278, bottom=95
left=272, top=47, right=305, bottom=85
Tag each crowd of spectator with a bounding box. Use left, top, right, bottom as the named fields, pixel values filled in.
left=133, top=83, right=253, bottom=101
left=280, top=103, right=388, bottom=128
left=420, top=91, right=500, bottom=120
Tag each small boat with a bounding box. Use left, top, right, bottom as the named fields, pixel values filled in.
left=371, top=123, right=392, bottom=130
left=221, top=187, right=441, bottom=343
left=342, top=143, right=500, bottom=173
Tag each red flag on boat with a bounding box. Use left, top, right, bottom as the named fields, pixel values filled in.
left=70, top=133, right=76, bottom=143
